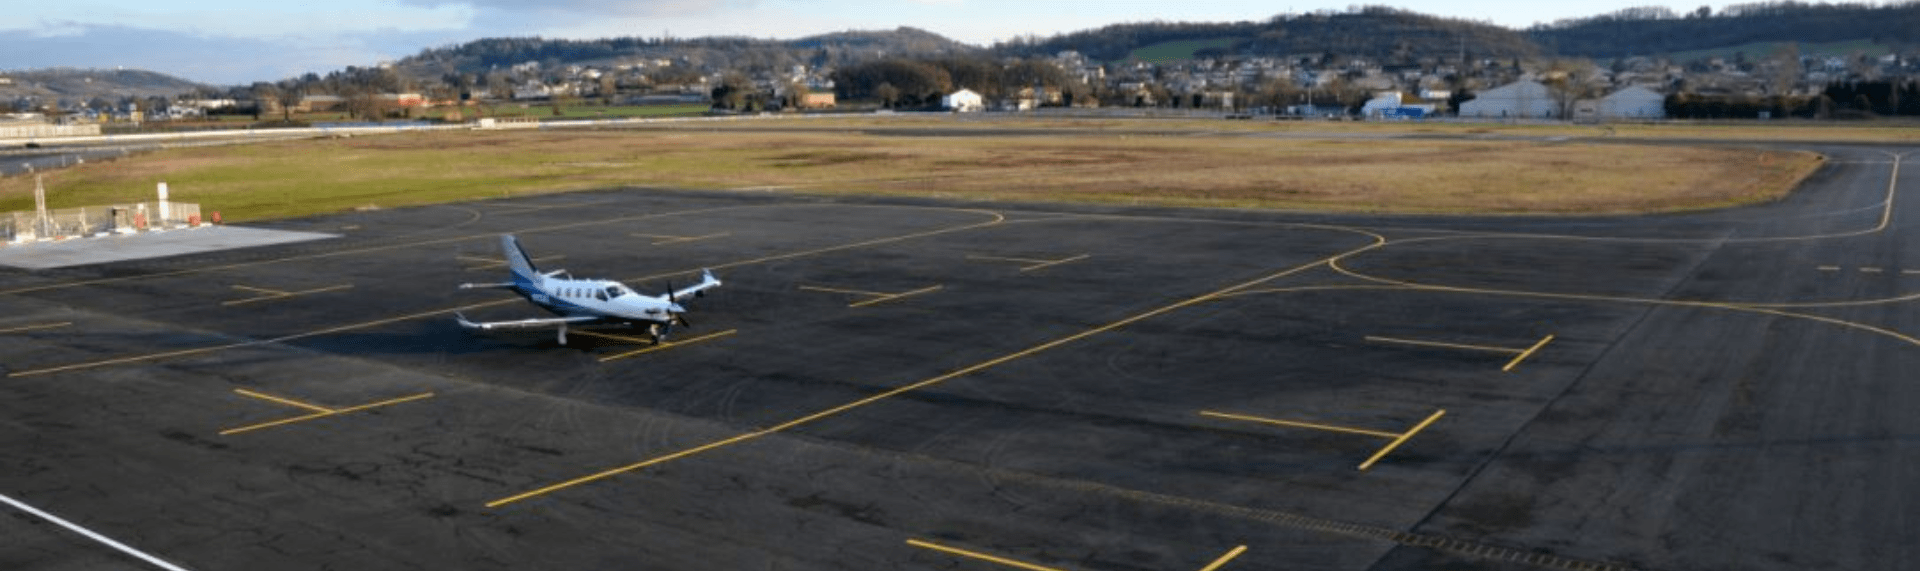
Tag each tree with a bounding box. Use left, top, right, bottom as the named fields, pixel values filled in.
left=598, top=74, right=618, bottom=105
left=1767, top=42, right=1802, bottom=96
left=711, top=73, right=754, bottom=110
left=875, top=82, right=900, bottom=108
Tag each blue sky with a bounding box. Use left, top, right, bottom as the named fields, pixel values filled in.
left=5, top=0, right=1745, bottom=85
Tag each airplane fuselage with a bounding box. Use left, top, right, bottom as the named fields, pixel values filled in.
left=515, top=272, right=681, bottom=325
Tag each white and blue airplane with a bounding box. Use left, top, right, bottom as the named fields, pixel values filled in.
left=457, top=234, right=720, bottom=345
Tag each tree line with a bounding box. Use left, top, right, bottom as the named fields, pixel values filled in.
left=1665, top=79, right=1920, bottom=118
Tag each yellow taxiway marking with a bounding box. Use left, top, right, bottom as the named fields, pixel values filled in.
left=221, top=389, right=434, bottom=436
left=1358, top=409, right=1447, bottom=471
left=1202, top=409, right=1447, bottom=471
left=567, top=329, right=656, bottom=346
left=222, top=284, right=354, bottom=306
left=632, top=232, right=730, bottom=246
left=459, top=254, right=563, bottom=271
left=484, top=235, right=1385, bottom=508
left=1364, top=334, right=1553, bottom=372
left=906, top=539, right=1248, bottom=571
left=597, top=329, right=737, bottom=362
left=1365, top=335, right=1525, bottom=355
left=1817, top=265, right=1843, bottom=272
left=1501, top=335, right=1555, bottom=372
left=906, top=539, right=1068, bottom=571
left=1200, top=410, right=1400, bottom=439
left=0, top=322, right=72, bottom=335
left=967, top=253, right=1090, bottom=272
left=798, top=284, right=944, bottom=308
left=233, top=388, right=335, bottom=414
left=1195, top=545, right=1250, bottom=571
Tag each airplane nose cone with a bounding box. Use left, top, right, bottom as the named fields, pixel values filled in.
left=668, top=303, right=687, bottom=313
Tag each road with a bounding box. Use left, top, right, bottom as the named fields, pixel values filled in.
left=0, top=141, right=1913, bottom=571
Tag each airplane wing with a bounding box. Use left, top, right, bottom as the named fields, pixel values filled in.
left=458, top=282, right=517, bottom=290
left=455, top=313, right=601, bottom=331
left=667, top=269, right=723, bottom=300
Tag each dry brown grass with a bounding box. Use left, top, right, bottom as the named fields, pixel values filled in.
left=0, top=121, right=1826, bottom=221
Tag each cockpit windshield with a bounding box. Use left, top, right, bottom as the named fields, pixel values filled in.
left=606, top=285, right=631, bottom=298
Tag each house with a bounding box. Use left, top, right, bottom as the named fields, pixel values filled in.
left=1595, top=86, right=1666, bottom=119
left=1459, top=80, right=1557, bottom=119
left=943, top=88, right=984, bottom=113
left=799, top=93, right=837, bottom=109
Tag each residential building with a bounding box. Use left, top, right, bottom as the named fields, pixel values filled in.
left=943, top=88, right=984, bottom=112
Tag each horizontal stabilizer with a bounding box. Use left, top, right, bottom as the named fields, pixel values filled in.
left=668, top=269, right=723, bottom=300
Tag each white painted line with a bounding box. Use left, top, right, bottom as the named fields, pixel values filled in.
left=0, top=493, right=195, bottom=571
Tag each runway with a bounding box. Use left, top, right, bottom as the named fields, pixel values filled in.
left=0, top=143, right=1914, bottom=571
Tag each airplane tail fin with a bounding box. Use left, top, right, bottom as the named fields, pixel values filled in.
left=501, top=234, right=539, bottom=285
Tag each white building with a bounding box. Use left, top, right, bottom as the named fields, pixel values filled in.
left=1459, top=80, right=1557, bottom=119
left=1596, top=86, right=1666, bottom=119
left=943, top=88, right=984, bottom=113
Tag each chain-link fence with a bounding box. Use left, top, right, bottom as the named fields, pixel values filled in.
left=3, top=201, right=203, bottom=244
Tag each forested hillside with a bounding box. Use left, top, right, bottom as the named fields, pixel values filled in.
left=1530, top=1, right=1920, bottom=57
left=395, top=27, right=978, bottom=78
left=994, top=8, right=1540, bottom=63
left=0, top=68, right=205, bottom=102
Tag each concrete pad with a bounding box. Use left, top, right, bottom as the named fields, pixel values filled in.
left=0, top=226, right=337, bottom=270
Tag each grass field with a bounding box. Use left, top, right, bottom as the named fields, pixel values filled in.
left=1, top=117, right=1830, bottom=222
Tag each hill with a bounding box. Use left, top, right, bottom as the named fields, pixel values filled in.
left=994, top=8, right=1540, bottom=64
left=395, top=27, right=980, bottom=78
left=1, top=68, right=207, bottom=103
left=1529, top=1, right=1920, bottom=58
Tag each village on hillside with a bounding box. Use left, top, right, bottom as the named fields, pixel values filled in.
left=7, top=7, right=1920, bottom=130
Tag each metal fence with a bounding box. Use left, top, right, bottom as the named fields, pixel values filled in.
left=2, top=201, right=202, bottom=244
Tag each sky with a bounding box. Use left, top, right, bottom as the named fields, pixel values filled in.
left=4, top=0, right=1750, bottom=85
